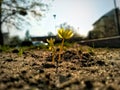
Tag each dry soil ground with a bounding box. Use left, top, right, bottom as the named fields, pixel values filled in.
left=0, top=46, right=120, bottom=90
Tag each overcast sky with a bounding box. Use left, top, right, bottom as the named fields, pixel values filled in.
left=10, top=0, right=120, bottom=38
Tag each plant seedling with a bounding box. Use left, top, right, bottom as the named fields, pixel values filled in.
left=46, top=29, right=73, bottom=78
left=18, top=47, right=23, bottom=56
left=57, top=28, right=74, bottom=61
left=46, top=38, right=56, bottom=63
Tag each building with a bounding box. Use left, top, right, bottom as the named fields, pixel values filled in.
left=88, top=8, right=120, bottom=39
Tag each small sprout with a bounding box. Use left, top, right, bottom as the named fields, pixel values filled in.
left=18, top=47, right=23, bottom=56
left=57, top=28, right=74, bottom=61
left=46, top=38, right=56, bottom=63
left=47, top=38, right=55, bottom=50
left=88, top=48, right=95, bottom=56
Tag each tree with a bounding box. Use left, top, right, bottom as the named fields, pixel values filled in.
left=9, top=36, right=22, bottom=46
left=25, top=30, right=31, bottom=41
left=47, top=31, right=54, bottom=36
left=0, top=0, right=53, bottom=45
left=58, top=22, right=81, bottom=37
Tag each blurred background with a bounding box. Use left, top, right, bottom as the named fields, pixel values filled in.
left=0, top=0, right=120, bottom=46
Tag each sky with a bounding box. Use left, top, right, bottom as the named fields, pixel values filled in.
left=9, top=0, right=120, bottom=38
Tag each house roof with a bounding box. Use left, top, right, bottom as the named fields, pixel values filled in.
left=93, top=8, right=120, bottom=25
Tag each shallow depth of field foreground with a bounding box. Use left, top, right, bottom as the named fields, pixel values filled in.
left=0, top=45, right=120, bottom=90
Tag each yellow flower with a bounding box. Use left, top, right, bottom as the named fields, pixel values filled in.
left=57, top=28, right=73, bottom=61
left=58, top=28, right=73, bottom=39
left=46, top=38, right=56, bottom=63
left=46, top=38, right=55, bottom=50
left=47, top=38, right=55, bottom=45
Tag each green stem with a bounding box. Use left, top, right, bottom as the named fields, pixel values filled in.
left=58, top=39, right=64, bottom=61
left=52, top=46, right=55, bottom=63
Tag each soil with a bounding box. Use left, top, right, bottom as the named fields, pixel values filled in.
left=0, top=46, right=120, bottom=90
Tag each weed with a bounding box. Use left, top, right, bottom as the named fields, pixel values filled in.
left=46, top=38, right=56, bottom=63
left=18, top=47, right=23, bottom=56
left=47, top=28, right=73, bottom=62
left=0, top=45, right=10, bottom=52
left=46, top=28, right=73, bottom=76
left=57, top=28, right=73, bottom=61
left=87, top=47, right=95, bottom=56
